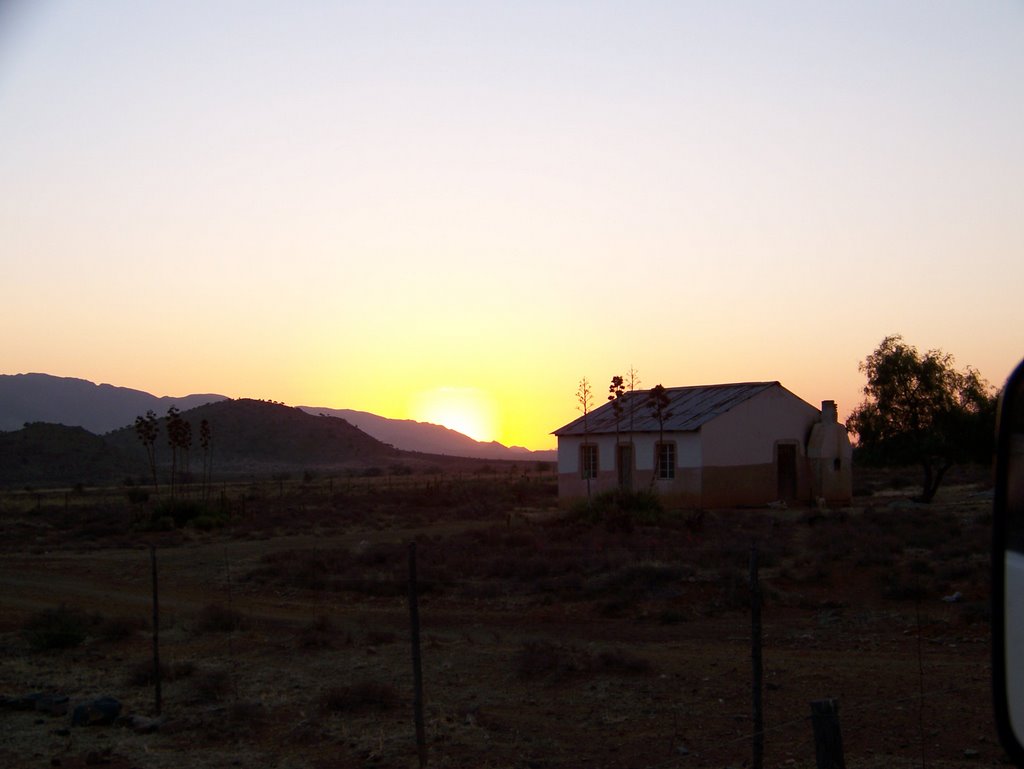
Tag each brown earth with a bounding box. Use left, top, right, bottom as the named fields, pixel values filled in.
left=0, top=472, right=1004, bottom=768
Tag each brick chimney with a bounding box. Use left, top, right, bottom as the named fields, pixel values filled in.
left=821, top=400, right=837, bottom=423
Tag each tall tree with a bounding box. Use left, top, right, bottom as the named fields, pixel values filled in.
left=625, top=367, right=641, bottom=436
left=647, top=384, right=673, bottom=489
left=623, top=367, right=641, bottom=490
left=199, top=419, right=213, bottom=505
left=576, top=377, right=594, bottom=500
left=181, top=420, right=193, bottom=488
left=608, top=375, right=626, bottom=490
left=165, top=406, right=186, bottom=498
left=608, top=375, right=625, bottom=440
left=846, top=334, right=996, bottom=503
left=134, top=410, right=160, bottom=493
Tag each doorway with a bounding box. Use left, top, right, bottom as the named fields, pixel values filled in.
left=777, top=443, right=797, bottom=501
left=617, top=444, right=633, bottom=491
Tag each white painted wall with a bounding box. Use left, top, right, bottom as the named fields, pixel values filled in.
left=630, top=432, right=701, bottom=470
left=556, top=434, right=619, bottom=473
left=701, top=386, right=819, bottom=466
left=558, top=431, right=700, bottom=473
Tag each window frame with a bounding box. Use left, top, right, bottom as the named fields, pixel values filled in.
left=580, top=443, right=598, bottom=480
left=655, top=441, right=676, bottom=480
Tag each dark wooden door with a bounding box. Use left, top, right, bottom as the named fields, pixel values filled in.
left=777, top=444, right=797, bottom=500
left=617, top=444, right=633, bottom=490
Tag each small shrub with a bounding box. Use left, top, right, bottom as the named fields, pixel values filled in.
left=319, top=681, right=399, bottom=712
left=126, top=659, right=195, bottom=686
left=881, top=572, right=928, bottom=601
left=298, top=615, right=338, bottom=649
left=908, top=558, right=934, bottom=575
left=94, top=615, right=144, bottom=641
left=960, top=601, right=991, bottom=625
left=22, top=606, right=89, bottom=651
left=887, top=475, right=912, bottom=491
left=574, top=490, right=664, bottom=528
left=364, top=630, right=397, bottom=646
left=152, top=498, right=207, bottom=528
left=657, top=609, right=687, bottom=625
left=126, top=488, right=150, bottom=505
left=713, top=570, right=755, bottom=612
left=228, top=700, right=267, bottom=727
left=191, top=668, right=233, bottom=703
left=516, top=640, right=588, bottom=680
left=195, top=604, right=246, bottom=633
left=595, top=649, right=653, bottom=675
left=189, top=513, right=226, bottom=531
left=515, top=641, right=652, bottom=681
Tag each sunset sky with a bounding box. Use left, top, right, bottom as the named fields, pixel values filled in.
left=2, top=2, right=1022, bottom=450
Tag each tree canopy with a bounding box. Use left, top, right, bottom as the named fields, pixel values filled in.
left=846, top=334, right=996, bottom=502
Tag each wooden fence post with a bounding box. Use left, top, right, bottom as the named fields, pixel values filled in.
left=751, top=544, right=763, bottom=769
left=408, top=542, right=427, bottom=767
left=810, top=699, right=845, bottom=769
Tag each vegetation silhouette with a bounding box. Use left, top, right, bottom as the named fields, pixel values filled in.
left=646, top=384, right=673, bottom=490
left=134, top=410, right=159, bottom=492
left=575, top=377, right=594, bottom=501
left=846, top=334, right=996, bottom=502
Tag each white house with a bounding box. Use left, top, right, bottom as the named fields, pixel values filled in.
left=552, top=382, right=852, bottom=508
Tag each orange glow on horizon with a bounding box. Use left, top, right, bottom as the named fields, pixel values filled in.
left=409, top=386, right=498, bottom=444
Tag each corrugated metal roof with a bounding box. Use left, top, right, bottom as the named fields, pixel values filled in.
left=552, top=382, right=779, bottom=436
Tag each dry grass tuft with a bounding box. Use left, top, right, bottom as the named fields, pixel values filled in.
left=195, top=603, right=246, bottom=633
left=516, top=640, right=652, bottom=681
left=319, top=681, right=400, bottom=712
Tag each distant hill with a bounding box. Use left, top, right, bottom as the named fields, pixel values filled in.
left=105, top=398, right=399, bottom=475
left=300, top=406, right=557, bottom=462
left=2, top=399, right=407, bottom=487
left=0, top=422, right=128, bottom=486
left=0, top=373, right=225, bottom=434
left=0, top=395, right=554, bottom=488
left=0, top=373, right=556, bottom=461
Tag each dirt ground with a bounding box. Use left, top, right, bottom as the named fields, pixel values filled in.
left=0, top=475, right=1005, bottom=768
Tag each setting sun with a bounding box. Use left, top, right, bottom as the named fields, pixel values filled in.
left=410, top=387, right=498, bottom=443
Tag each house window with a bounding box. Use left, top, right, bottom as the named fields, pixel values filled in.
left=656, top=442, right=675, bottom=480
left=580, top=444, right=598, bottom=480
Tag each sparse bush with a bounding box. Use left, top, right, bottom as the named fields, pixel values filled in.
left=189, top=513, right=227, bottom=530
left=191, top=668, right=233, bottom=703
left=595, top=649, right=652, bottom=675
left=516, top=640, right=588, bottom=680
left=22, top=605, right=89, bottom=651
left=908, top=558, right=934, bottom=575
left=319, top=681, right=399, bottom=712
left=712, top=570, right=756, bottom=612
left=126, top=659, right=195, bottom=686
left=228, top=700, right=268, bottom=728
left=94, top=614, right=144, bottom=641
left=298, top=615, right=341, bottom=649
left=195, top=604, right=246, bottom=633
left=152, top=498, right=207, bottom=528
left=960, top=601, right=990, bottom=625
left=364, top=629, right=397, bottom=646
left=881, top=571, right=929, bottom=601
left=573, top=490, right=664, bottom=529
left=583, top=562, right=691, bottom=599
left=656, top=609, right=687, bottom=625
left=516, top=641, right=652, bottom=681
left=126, top=488, right=150, bottom=505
